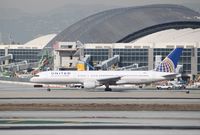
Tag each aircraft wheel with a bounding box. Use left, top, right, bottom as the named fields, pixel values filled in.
left=47, top=88, right=51, bottom=92
left=105, top=88, right=112, bottom=92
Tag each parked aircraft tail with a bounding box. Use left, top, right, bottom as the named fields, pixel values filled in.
left=155, top=48, right=183, bottom=73
left=85, top=62, right=95, bottom=70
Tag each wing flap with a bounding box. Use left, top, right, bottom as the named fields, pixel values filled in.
left=162, top=73, right=177, bottom=79
left=97, top=76, right=122, bottom=85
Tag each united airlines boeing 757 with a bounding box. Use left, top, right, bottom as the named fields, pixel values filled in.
left=30, top=48, right=183, bottom=91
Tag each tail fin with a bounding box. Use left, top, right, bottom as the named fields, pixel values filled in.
left=85, top=62, right=95, bottom=70
left=155, top=48, right=183, bottom=72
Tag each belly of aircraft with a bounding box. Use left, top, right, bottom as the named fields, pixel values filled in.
left=117, top=76, right=156, bottom=84
left=36, top=77, right=80, bottom=84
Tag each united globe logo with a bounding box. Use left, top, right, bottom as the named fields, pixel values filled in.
left=156, top=57, right=175, bottom=72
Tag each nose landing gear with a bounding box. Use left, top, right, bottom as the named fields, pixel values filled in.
left=47, top=85, right=51, bottom=91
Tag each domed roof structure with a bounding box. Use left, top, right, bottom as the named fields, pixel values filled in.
left=24, top=34, right=56, bottom=48
left=46, top=4, right=200, bottom=48
left=132, top=28, right=200, bottom=44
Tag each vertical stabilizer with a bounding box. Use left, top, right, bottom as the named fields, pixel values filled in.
left=155, top=48, right=183, bottom=72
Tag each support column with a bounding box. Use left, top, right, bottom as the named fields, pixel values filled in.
left=191, top=47, right=197, bottom=80
left=148, top=48, right=154, bottom=70
left=5, top=47, right=9, bottom=65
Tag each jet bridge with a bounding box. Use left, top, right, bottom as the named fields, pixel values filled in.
left=117, top=64, right=148, bottom=71
left=117, top=64, right=138, bottom=70
left=96, top=55, right=120, bottom=70
left=0, top=61, right=39, bottom=72
left=129, top=66, right=148, bottom=71
left=0, top=54, right=13, bottom=64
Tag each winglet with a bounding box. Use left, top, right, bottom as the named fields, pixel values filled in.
left=155, top=48, right=183, bottom=72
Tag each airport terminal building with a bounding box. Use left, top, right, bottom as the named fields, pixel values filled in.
left=83, top=28, right=200, bottom=78
left=83, top=43, right=196, bottom=80
left=0, top=34, right=56, bottom=63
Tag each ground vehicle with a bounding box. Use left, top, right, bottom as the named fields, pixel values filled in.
left=156, top=85, right=173, bottom=90
left=157, top=83, right=186, bottom=90
left=173, top=83, right=186, bottom=89
left=169, top=81, right=186, bottom=89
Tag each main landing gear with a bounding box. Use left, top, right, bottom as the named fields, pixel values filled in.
left=105, top=84, right=112, bottom=91
left=47, top=85, right=51, bottom=91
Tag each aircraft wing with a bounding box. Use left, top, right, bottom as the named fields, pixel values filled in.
left=97, top=76, right=122, bottom=85
left=162, top=73, right=177, bottom=79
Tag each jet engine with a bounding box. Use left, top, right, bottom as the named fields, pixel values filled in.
left=83, top=82, right=97, bottom=89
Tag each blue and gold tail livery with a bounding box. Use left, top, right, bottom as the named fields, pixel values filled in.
left=155, top=48, right=183, bottom=72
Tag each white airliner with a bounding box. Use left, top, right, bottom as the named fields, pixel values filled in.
left=30, top=48, right=183, bottom=91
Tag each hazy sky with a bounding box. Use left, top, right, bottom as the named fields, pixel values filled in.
left=1, top=0, right=200, bottom=14
left=1, top=0, right=200, bottom=43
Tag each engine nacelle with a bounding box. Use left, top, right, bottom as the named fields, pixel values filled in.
left=83, top=82, right=97, bottom=89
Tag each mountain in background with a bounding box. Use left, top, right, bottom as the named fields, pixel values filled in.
left=0, top=3, right=199, bottom=44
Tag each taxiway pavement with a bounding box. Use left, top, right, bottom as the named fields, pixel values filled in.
left=0, top=82, right=200, bottom=134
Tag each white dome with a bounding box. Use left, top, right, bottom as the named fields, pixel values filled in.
left=132, top=28, right=200, bottom=44
left=24, top=34, right=56, bottom=48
